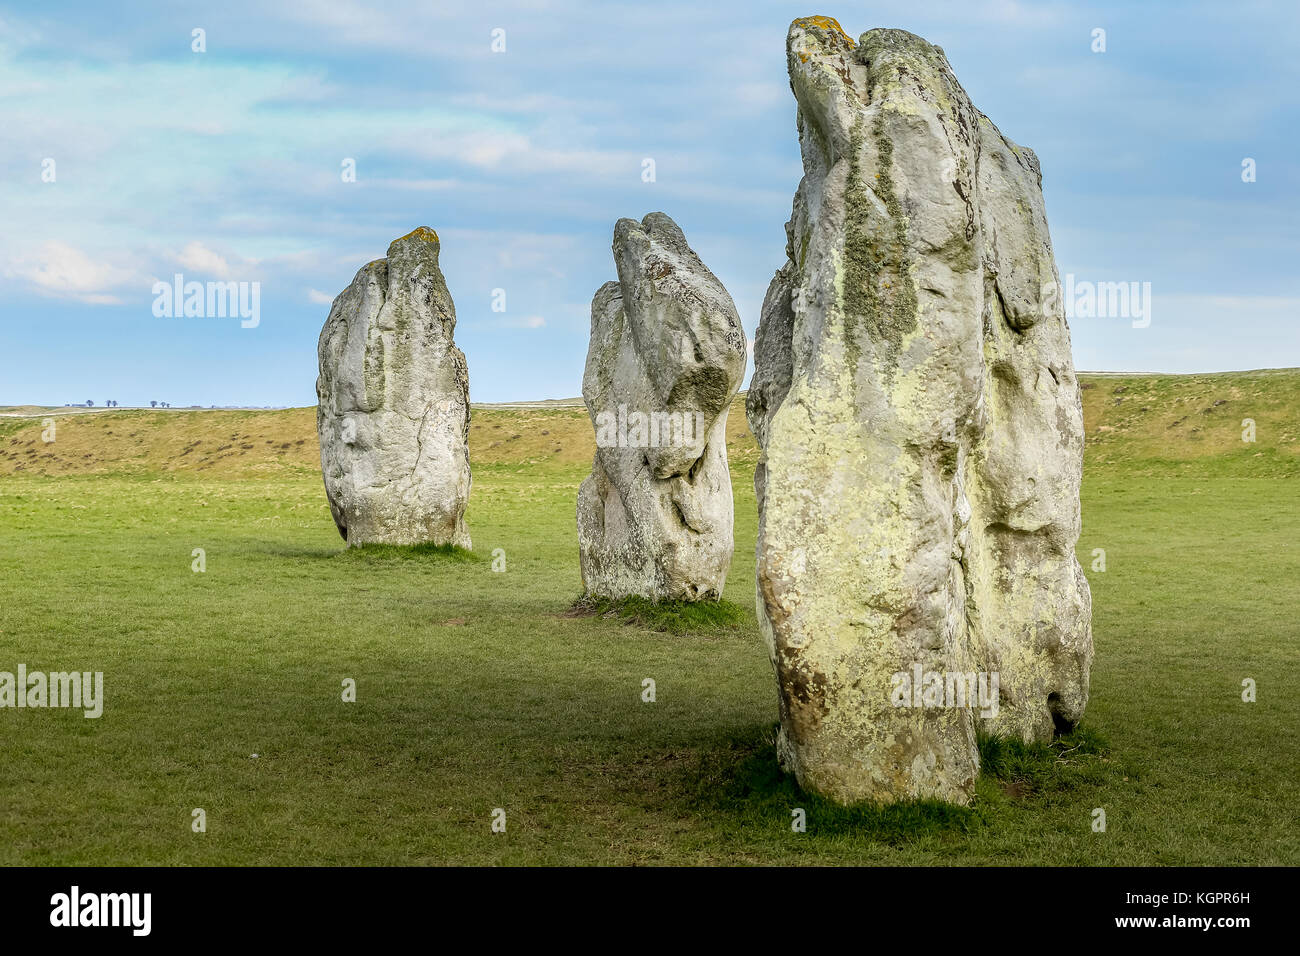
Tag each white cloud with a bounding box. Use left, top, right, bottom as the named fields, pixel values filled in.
left=374, top=177, right=461, bottom=191
left=5, top=240, right=144, bottom=304
left=395, top=127, right=635, bottom=178
left=262, top=0, right=478, bottom=57
left=174, top=241, right=235, bottom=279
left=978, top=0, right=1069, bottom=26
left=489, top=315, right=547, bottom=329
left=307, top=288, right=335, bottom=305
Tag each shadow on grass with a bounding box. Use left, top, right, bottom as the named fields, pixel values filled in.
left=683, top=723, right=1120, bottom=841
left=686, top=725, right=979, bottom=842
left=568, top=594, right=750, bottom=635
left=338, top=541, right=479, bottom=563
left=251, top=543, right=342, bottom=559
left=254, top=541, right=481, bottom=563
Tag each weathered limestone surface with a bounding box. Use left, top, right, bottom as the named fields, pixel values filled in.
left=578, top=212, right=746, bottom=601
left=316, top=227, right=471, bottom=548
left=747, top=18, right=1092, bottom=804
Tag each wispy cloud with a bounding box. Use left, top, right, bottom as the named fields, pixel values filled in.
left=0, top=0, right=1297, bottom=405
left=5, top=240, right=146, bottom=304
left=173, top=242, right=239, bottom=279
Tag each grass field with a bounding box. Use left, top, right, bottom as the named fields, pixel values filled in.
left=1, top=370, right=1297, bottom=865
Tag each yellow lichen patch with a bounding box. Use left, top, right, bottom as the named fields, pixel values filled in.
left=398, top=226, right=440, bottom=244
left=792, top=15, right=854, bottom=46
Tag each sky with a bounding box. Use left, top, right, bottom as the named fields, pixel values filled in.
left=1, top=0, right=1297, bottom=406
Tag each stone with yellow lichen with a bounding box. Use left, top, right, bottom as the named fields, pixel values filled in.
left=316, top=228, right=472, bottom=548
left=747, top=20, right=1092, bottom=805
left=577, top=213, right=747, bottom=602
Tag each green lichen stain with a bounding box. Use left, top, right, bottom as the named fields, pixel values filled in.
left=363, top=326, right=386, bottom=402
left=842, top=113, right=919, bottom=383
left=392, top=304, right=412, bottom=382
left=358, top=263, right=389, bottom=405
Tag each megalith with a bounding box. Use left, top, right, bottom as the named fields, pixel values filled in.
left=316, top=227, right=472, bottom=548
left=577, top=212, right=747, bottom=601
left=747, top=18, right=1092, bottom=804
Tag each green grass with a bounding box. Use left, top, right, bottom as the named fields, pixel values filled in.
left=976, top=726, right=1117, bottom=798
left=1, top=373, right=1298, bottom=865
left=569, top=594, right=751, bottom=634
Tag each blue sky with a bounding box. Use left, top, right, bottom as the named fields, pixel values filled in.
left=1, top=0, right=1296, bottom=406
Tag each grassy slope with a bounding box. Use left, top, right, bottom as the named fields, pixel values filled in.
left=3, top=369, right=1298, bottom=477
left=0, top=370, right=1296, bottom=865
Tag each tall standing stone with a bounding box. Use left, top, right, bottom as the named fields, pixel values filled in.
left=317, top=227, right=472, bottom=548
left=578, top=213, right=746, bottom=602
left=747, top=18, right=1092, bottom=804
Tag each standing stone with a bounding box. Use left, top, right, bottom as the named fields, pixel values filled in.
left=747, top=18, right=1092, bottom=805
left=577, top=213, right=746, bottom=602
left=316, top=227, right=471, bottom=548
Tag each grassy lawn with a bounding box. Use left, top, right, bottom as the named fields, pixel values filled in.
left=1, top=372, right=1297, bottom=865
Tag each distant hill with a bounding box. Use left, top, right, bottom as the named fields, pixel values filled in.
left=1, top=369, right=1296, bottom=479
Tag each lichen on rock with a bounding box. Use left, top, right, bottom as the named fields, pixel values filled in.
left=316, top=228, right=472, bottom=548
left=577, top=212, right=746, bottom=602
left=747, top=19, right=1092, bottom=805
